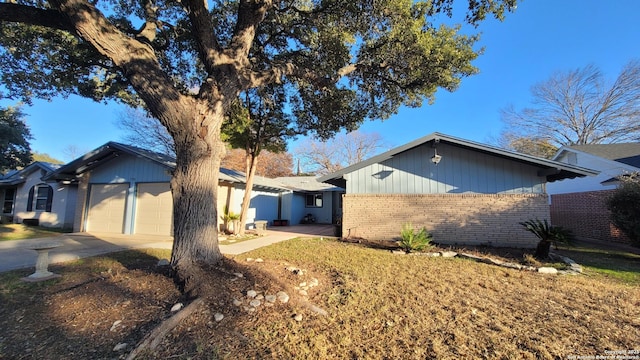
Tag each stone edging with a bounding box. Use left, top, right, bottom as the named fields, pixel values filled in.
left=392, top=250, right=583, bottom=275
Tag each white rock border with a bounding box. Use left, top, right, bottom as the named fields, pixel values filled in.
left=395, top=250, right=582, bottom=275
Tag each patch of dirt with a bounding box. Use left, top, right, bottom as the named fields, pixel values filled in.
left=0, top=252, right=326, bottom=360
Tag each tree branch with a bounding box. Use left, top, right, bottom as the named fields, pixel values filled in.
left=180, top=0, right=221, bottom=75
left=0, top=3, right=75, bottom=33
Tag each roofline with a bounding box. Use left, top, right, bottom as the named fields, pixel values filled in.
left=43, top=142, right=290, bottom=192
left=43, top=142, right=175, bottom=181
left=318, top=132, right=599, bottom=183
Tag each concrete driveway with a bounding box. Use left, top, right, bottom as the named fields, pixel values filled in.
left=0, top=224, right=336, bottom=273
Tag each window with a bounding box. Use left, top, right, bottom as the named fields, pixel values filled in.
left=35, top=186, right=49, bottom=210
left=27, top=184, right=53, bottom=212
left=305, top=193, right=323, bottom=208
left=2, top=188, right=15, bottom=214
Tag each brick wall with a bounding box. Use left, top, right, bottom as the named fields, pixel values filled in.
left=342, top=193, right=548, bottom=248
left=550, top=190, right=630, bottom=243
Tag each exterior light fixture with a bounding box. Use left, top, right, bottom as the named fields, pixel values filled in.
left=431, top=148, right=442, bottom=165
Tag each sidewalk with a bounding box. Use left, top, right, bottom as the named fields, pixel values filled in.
left=0, top=225, right=336, bottom=273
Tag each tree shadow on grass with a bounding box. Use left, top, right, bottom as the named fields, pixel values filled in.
left=0, top=248, right=309, bottom=359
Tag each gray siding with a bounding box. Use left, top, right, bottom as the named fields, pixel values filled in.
left=345, top=143, right=544, bottom=194
left=89, top=154, right=171, bottom=184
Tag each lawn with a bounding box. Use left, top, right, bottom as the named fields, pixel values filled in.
left=0, top=223, right=68, bottom=241
left=0, top=239, right=638, bottom=359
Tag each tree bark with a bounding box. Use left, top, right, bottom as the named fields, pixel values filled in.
left=238, top=151, right=259, bottom=235
left=534, top=240, right=552, bottom=259
left=169, top=103, right=227, bottom=294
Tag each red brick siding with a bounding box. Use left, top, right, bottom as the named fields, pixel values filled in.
left=342, top=194, right=548, bottom=248
left=550, top=190, right=630, bottom=243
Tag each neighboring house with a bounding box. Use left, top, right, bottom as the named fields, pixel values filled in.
left=274, top=176, right=344, bottom=225
left=318, top=132, right=596, bottom=247
left=547, top=143, right=640, bottom=242
left=0, top=162, right=77, bottom=230
left=44, top=142, right=289, bottom=236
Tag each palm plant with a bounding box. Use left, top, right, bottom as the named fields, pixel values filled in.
left=520, top=219, right=573, bottom=259
left=399, top=223, right=433, bottom=253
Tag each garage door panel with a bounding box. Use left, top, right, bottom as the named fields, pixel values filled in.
left=87, top=184, right=127, bottom=233
left=135, top=183, right=173, bottom=236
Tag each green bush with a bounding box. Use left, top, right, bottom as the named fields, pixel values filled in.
left=399, top=223, right=433, bottom=253
left=607, top=172, right=640, bottom=246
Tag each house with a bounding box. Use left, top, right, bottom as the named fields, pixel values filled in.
left=274, top=176, right=344, bottom=225
left=43, top=142, right=289, bottom=236
left=547, top=143, right=640, bottom=242
left=0, top=162, right=77, bottom=230
left=318, top=132, right=597, bottom=247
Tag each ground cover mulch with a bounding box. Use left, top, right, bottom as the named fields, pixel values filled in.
left=0, top=239, right=638, bottom=360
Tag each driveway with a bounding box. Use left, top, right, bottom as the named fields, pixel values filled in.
left=0, top=224, right=336, bottom=273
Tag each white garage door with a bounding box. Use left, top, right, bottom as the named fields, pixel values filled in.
left=86, top=184, right=128, bottom=233
left=135, top=183, right=173, bottom=236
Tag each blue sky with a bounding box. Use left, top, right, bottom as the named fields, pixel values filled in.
left=5, top=0, right=640, bottom=162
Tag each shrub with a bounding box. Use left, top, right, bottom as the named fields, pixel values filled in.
left=520, top=219, right=573, bottom=259
left=607, top=172, right=640, bottom=246
left=399, top=223, right=433, bottom=253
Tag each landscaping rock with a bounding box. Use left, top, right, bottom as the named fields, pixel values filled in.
left=171, top=303, right=183, bottom=312
left=246, top=290, right=257, bottom=298
left=113, top=343, right=128, bottom=352
left=391, top=250, right=406, bottom=255
left=249, top=299, right=262, bottom=307
left=234, top=272, right=244, bottom=278
left=255, top=258, right=264, bottom=263
left=214, top=313, right=224, bottom=322
left=308, top=304, right=328, bottom=316
left=265, top=294, right=277, bottom=303
left=440, top=251, right=458, bottom=258
left=538, top=267, right=558, bottom=274
left=299, top=290, right=308, bottom=296
left=156, top=259, right=170, bottom=267
left=232, top=299, right=243, bottom=306
left=276, top=291, right=290, bottom=303
left=293, top=314, right=303, bottom=322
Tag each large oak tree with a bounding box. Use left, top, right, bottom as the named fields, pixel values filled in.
left=0, top=0, right=516, bottom=289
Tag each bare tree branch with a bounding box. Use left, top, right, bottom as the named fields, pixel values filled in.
left=500, top=60, right=640, bottom=147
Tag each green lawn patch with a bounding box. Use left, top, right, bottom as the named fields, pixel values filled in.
left=0, top=223, right=68, bottom=241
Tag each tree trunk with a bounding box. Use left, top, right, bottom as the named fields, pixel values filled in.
left=238, top=151, right=259, bottom=235
left=534, top=240, right=552, bottom=259
left=169, top=104, right=226, bottom=294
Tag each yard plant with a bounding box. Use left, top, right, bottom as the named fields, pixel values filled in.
left=399, top=223, right=433, bottom=252
left=607, top=172, right=640, bottom=246
left=520, top=219, right=573, bottom=259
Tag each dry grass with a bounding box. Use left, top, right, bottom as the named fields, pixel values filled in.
left=0, top=239, right=638, bottom=359
left=0, top=223, right=67, bottom=241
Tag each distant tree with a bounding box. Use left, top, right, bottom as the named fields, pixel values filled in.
left=607, top=172, right=640, bottom=246
left=0, top=106, right=32, bottom=173
left=32, top=151, right=63, bottom=164
left=116, top=108, right=175, bottom=156
left=295, top=131, right=387, bottom=175
left=222, top=148, right=292, bottom=178
left=61, top=144, right=89, bottom=161
left=500, top=60, right=640, bottom=149
left=496, top=134, right=558, bottom=159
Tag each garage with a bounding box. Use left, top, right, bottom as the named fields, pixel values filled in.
left=86, top=184, right=128, bottom=233
left=134, top=182, right=173, bottom=236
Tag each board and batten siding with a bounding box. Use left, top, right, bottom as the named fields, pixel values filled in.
left=89, top=154, right=172, bottom=184
left=345, top=143, right=545, bottom=195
